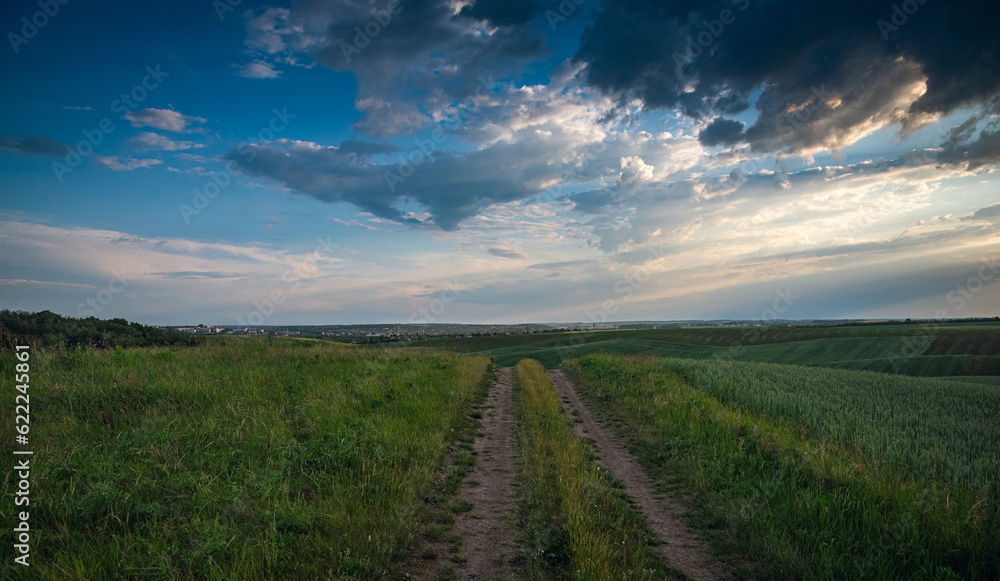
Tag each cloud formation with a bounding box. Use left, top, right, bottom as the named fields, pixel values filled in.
left=488, top=247, right=527, bottom=259
left=237, top=60, right=282, bottom=79
left=575, top=0, right=1000, bottom=159
left=95, top=157, right=162, bottom=171
left=0, top=135, right=67, bottom=156
left=257, top=0, right=551, bottom=137
left=131, top=132, right=204, bottom=151
left=228, top=136, right=551, bottom=231
left=125, top=108, right=207, bottom=133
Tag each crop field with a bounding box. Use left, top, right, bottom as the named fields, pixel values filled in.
left=565, top=354, right=1000, bottom=580
left=407, top=324, right=1000, bottom=375
left=0, top=342, right=490, bottom=580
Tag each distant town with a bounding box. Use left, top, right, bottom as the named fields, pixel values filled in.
left=161, top=317, right=999, bottom=344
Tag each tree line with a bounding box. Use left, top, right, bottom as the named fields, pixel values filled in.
left=0, top=310, right=204, bottom=350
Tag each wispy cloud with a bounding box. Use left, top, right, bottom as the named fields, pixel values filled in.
left=488, top=247, right=527, bottom=259
left=95, top=157, right=162, bottom=171
left=125, top=108, right=207, bottom=133
left=236, top=60, right=282, bottom=79
left=0, top=135, right=66, bottom=156
left=131, top=131, right=205, bottom=151
left=330, top=217, right=378, bottom=231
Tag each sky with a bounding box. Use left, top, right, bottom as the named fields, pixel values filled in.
left=0, top=0, right=998, bottom=326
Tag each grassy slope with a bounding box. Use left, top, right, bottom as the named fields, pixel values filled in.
left=403, top=324, right=1000, bottom=374
left=564, top=354, right=1000, bottom=580
left=0, top=341, right=490, bottom=580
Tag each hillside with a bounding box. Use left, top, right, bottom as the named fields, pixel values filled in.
left=402, top=323, right=1000, bottom=375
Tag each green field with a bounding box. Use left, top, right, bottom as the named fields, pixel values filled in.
left=1, top=342, right=490, bottom=580
left=407, top=324, right=1000, bottom=375
left=4, top=322, right=1000, bottom=579
left=939, top=375, right=1000, bottom=386
left=565, top=354, right=1000, bottom=580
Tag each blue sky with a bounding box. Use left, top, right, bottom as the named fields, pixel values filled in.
left=1, top=0, right=998, bottom=325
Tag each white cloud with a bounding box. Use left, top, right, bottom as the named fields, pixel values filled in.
left=125, top=108, right=207, bottom=133
left=131, top=131, right=205, bottom=151
left=236, top=60, right=282, bottom=79
left=330, top=217, right=378, bottom=231
left=94, top=157, right=162, bottom=171
left=244, top=7, right=321, bottom=54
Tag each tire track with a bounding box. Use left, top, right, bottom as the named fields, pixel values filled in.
left=411, top=367, right=519, bottom=580
left=548, top=369, right=728, bottom=581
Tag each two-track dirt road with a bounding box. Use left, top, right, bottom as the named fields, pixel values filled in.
left=410, top=366, right=726, bottom=580
left=549, top=369, right=727, bottom=581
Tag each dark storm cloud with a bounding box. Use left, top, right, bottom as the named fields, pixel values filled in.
left=0, top=135, right=67, bottom=156
left=936, top=98, right=1000, bottom=170
left=698, top=118, right=744, bottom=147
left=575, top=0, right=1000, bottom=160
left=227, top=136, right=560, bottom=230
left=337, top=140, right=397, bottom=155
left=300, top=0, right=548, bottom=137
left=457, top=0, right=543, bottom=26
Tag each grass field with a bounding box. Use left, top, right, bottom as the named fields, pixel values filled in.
left=5, top=323, right=998, bottom=579
left=0, top=341, right=490, bottom=580
left=564, top=354, right=1000, bottom=580
left=405, top=324, right=1000, bottom=376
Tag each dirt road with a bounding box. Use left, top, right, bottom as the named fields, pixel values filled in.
left=452, top=366, right=519, bottom=579
left=548, top=369, right=728, bottom=581
left=410, top=367, right=519, bottom=580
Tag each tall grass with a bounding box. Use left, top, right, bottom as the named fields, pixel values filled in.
left=0, top=341, right=490, bottom=580
left=514, top=359, right=679, bottom=580
left=565, top=354, right=1000, bottom=580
